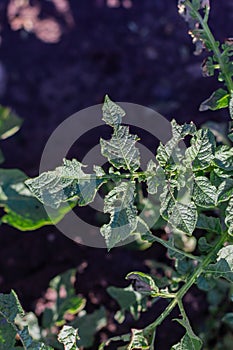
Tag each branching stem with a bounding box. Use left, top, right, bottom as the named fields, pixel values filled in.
left=144, top=230, right=228, bottom=333
left=185, top=0, right=233, bottom=93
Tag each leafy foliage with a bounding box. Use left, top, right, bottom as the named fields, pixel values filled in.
left=25, top=88, right=233, bottom=349
left=0, top=1, right=233, bottom=350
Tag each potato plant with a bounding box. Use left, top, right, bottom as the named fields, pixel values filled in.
left=0, top=0, right=233, bottom=349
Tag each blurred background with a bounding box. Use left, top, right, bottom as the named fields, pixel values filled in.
left=0, top=0, right=232, bottom=349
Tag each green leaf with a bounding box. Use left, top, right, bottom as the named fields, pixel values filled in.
left=160, top=187, right=197, bottom=235
left=196, top=275, right=216, bottom=291
left=126, top=272, right=159, bottom=297
left=127, top=329, right=150, bottom=350
left=107, top=285, right=147, bottom=323
left=146, top=160, right=164, bottom=195
left=171, top=119, right=197, bottom=138
left=25, top=158, right=107, bottom=209
left=0, top=106, right=23, bottom=140
left=133, top=217, right=152, bottom=238
left=100, top=125, right=140, bottom=172
left=0, top=290, right=24, bottom=322
left=56, top=296, right=86, bottom=327
left=0, top=291, right=52, bottom=350
left=225, top=198, right=233, bottom=236
left=58, top=325, right=79, bottom=350
left=198, top=237, right=214, bottom=254
left=196, top=214, right=222, bottom=234
left=100, top=181, right=138, bottom=249
left=217, top=178, right=233, bottom=203
left=192, top=176, right=217, bottom=208
left=0, top=168, right=72, bottom=230
left=19, top=327, right=53, bottom=350
left=102, top=95, right=126, bottom=127
left=72, top=307, right=107, bottom=348
left=156, top=120, right=196, bottom=168
left=185, top=129, right=215, bottom=170
left=0, top=315, right=17, bottom=349
left=214, top=146, right=233, bottom=172
left=171, top=318, right=202, bottom=350
left=206, top=245, right=233, bottom=282
left=199, top=88, right=230, bottom=111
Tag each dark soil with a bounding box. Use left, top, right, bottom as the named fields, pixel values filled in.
left=0, top=0, right=232, bottom=349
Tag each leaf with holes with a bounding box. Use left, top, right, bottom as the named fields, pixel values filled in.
left=100, top=125, right=140, bottom=172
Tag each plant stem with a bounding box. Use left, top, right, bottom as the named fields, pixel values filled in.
left=150, top=235, right=202, bottom=262
left=144, top=230, right=228, bottom=332
left=186, top=0, right=233, bottom=93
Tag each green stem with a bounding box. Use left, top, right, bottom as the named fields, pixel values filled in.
left=150, top=235, right=202, bottom=262
left=186, top=1, right=233, bottom=93
left=178, top=299, right=188, bottom=321
left=144, top=230, right=228, bottom=332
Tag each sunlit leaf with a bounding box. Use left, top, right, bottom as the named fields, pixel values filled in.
left=160, top=186, right=197, bottom=235
left=102, top=95, right=126, bottom=127
left=58, top=325, right=79, bottom=350
left=192, top=176, right=217, bottom=207
left=127, top=329, right=150, bottom=350
left=25, top=159, right=107, bottom=209
left=100, top=125, right=140, bottom=172
left=214, top=146, right=233, bottom=172
left=185, top=129, right=215, bottom=170
left=199, top=88, right=230, bottom=111
left=100, top=181, right=138, bottom=249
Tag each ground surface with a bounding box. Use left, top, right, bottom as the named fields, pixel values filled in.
left=0, top=0, right=232, bottom=349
